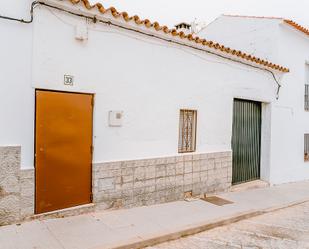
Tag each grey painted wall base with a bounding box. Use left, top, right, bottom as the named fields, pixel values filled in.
left=0, top=146, right=232, bottom=226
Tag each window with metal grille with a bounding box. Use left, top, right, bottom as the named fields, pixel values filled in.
left=305, top=134, right=309, bottom=161
left=305, top=85, right=309, bottom=111
left=178, top=109, right=197, bottom=153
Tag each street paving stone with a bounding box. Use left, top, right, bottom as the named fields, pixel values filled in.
left=147, top=201, right=309, bottom=249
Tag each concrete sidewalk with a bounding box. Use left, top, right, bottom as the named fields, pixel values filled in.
left=1, top=181, right=309, bottom=249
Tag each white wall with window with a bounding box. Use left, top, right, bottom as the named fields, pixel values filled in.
left=306, top=63, right=309, bottom=111
left=200, top=15, right=309, bottom=184
left=0, top=2, right=279, bottom=170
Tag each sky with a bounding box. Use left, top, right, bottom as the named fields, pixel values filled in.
left=88, top=0, right=309, bottom=28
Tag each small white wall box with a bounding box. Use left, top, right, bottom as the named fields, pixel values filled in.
left=75, top=24, right=88, bottom=41
left=109, top=111, right=124, bottom=127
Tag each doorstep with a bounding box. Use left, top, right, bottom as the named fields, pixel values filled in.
left=24, top=203, right=96, bottom=223
left=230, top=179, right=270, bottom=192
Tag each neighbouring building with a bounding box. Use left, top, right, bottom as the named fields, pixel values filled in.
left=0, top=0, right=292, bottom=225
left=199, top=15, right=309, bottom=184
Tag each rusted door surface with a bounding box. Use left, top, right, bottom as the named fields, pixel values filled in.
left=35, top=90, right=93, bottom=214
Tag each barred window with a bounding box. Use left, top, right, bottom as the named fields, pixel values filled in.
left=305, top=134, right=309, bottom=161
left=305, top=85, right=309, bottom=111
left=178, top=109, right=197, bottom=153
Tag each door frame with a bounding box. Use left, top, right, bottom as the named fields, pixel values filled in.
left=34, top=89, right=95, bottom=214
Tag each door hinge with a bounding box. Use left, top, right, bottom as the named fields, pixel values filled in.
left=90, top=145, right=94, bottom=154
left=91, top=97, right=94, bottom=107
left=90, top=193, right=93, bottom=202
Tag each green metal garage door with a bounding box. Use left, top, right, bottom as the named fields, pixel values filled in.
left=232, top=99, right=261, bottom=185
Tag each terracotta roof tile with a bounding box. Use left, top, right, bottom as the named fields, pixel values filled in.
left=284, top=19, right=309, bottom=37
left=64, top=0, right=289, bottom=73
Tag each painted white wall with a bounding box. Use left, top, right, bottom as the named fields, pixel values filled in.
left=260, top=102, right=272, bottom=182
left=270, top=24, right=309, bottom=184
left=199, top=16, right=282, bottom=65
left=1, top=2, right=280, bottom=171
left=0, top=0, right=34, bottom=169
left=30, top=5, right=278, bottom=166
left=201, top=15, right=309, bottom=184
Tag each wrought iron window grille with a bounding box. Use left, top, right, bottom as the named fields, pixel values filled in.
left=178, top=109, right=197, bottom=153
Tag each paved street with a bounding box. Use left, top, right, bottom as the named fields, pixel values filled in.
left=1, top=181, right=309, bottom=249
left=148, top=201, right=309, bottom=249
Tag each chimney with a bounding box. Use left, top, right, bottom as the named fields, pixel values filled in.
left=174, top=22, right=192, bottom=35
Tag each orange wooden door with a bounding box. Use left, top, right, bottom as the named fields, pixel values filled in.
left=35, top=90, right=93, bottom=214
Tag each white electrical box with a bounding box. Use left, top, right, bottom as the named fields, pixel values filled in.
left=109, top=111, right=123, bottom=127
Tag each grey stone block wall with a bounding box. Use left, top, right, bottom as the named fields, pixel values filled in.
left=0, top=147, right=232, bottom=225
left=20, top=169, right=34, bottom=219
left=93, top=151, right=232, bottom=209
left=0, top=146, right=21, bottom=226
left=0, top=147, right=35, bottom=226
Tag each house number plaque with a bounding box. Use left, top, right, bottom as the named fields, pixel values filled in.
left=64, top=75, right=74, bottom=86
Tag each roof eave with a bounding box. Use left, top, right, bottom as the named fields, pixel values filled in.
left=40, top=0, right=290, bottom=73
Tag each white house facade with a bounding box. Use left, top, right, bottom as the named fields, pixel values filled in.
left=0, top=0, right=290, bottom=225
left=199, top=15, right=309, bottom=184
